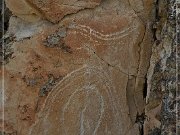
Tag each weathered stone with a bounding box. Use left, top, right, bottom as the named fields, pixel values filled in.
left=5, top=0, right=42, bottom=22
left=145, top=0, right=178, bottom=135
left=1, top=0, right=156, bottom=135
left=5, top=0, right=102, bottom=23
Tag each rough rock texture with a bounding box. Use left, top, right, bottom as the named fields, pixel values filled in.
left=0, top=1, right=11, bottom=38
left=0, top=2, right=12, bottom=65
left=5, top=0, right=102, bottom=23
left=145, top=0, right=179, bottom=135
left=0, top=0, right=163, bottom=135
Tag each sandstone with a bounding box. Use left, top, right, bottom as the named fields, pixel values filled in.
left=5, top=0, right=102, bottom=23
left=1, top=0, right=157, bottom=135
left=5, top=0, right=42, bottom=22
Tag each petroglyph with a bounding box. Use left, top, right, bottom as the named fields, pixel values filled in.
left=3, top=0, right=154, bottom=134
left=27, top=13, right=146, bottom=134
left=28, top=64, right=135, bottom=135
left=68, top=24, right=136, bottom=41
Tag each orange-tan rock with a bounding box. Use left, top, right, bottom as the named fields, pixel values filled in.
left=5, top=0, right=102, bottom=23
left=2, top=0, right=154, bottom=134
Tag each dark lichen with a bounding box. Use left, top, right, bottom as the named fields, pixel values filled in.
left=43, top=27, right=72, bottom=53
left=0, top=36, right=14, bottom=65
left=39, top=74, right=64, bottom=97
left=148, top=128, right=161, bottom=135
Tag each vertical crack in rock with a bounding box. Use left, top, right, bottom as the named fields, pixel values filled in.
left=0, top=1, right=12, bottom=37
left=0, top=2, right=12, bottom=65
left=135, top=112, right=146, bottom=135
left=143, top=77, right=148, bottom=99
left=134, top=26, right=147, bottom=135
left=152, top=0, right=160, bottom=41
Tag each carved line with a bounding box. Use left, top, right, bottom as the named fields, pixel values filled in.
left=29, top=66, right=125, bottom=134
left=29, top=66, right=87, bottom=135
left=62, top=87, right=84, bottom=134
left=93, top=89, right=105, bottom=135
left=69, top=24, right=135, bottom=41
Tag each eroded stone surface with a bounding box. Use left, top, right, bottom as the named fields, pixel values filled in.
left=5, top=0, right=102, bottom=23
left=2, top=0, right=154, bottom=134
left=145, top=0, right=178, bottom=134
left=5, top=0, right=42, bottom=22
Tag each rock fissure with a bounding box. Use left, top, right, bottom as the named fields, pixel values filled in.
left=127, top=0, right=145, bottom=25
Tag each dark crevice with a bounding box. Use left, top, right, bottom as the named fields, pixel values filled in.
left=152, top=0, right=160, bottom=42
left=155, top=0, right=160, bottom=22
left=135, top=112, right=146, bottom=135
left=0, top=2, right=11, bottom=38
left=141, top=1, right=160, bottom=134
left=0, top=2, right=12, bottom=66
left=143, top=77, right=148, bottom=99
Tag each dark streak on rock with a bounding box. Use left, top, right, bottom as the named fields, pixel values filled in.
left=0, top=36, right=15, bottom=65
left=143, top=77, right=148, bottom=99
left=135, top=112, right=146, bottom=135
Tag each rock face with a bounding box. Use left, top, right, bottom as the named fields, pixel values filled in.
left=145, top=0, right=178, bottom=134
left=1, top=0, right=156, bottom=135
left=5, top=0, right=102, bottom=23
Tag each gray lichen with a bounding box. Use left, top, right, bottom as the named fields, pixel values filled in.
left=39, top=74, right=64, bottom=97
left=43, top=27, right=72, bottom=53
left=0, top=35, right=14, bottom=65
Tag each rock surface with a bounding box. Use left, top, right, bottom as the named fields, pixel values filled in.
left=5, top=0, right=102, bottom=23
left=145, top=0, right=179, bottom=134
left=0, top=0, right=160, bottom=135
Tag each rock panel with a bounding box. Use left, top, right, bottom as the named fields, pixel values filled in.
left=2, top=0, right=154, bottom=134
left=5, top=0, right=102, bottom=23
